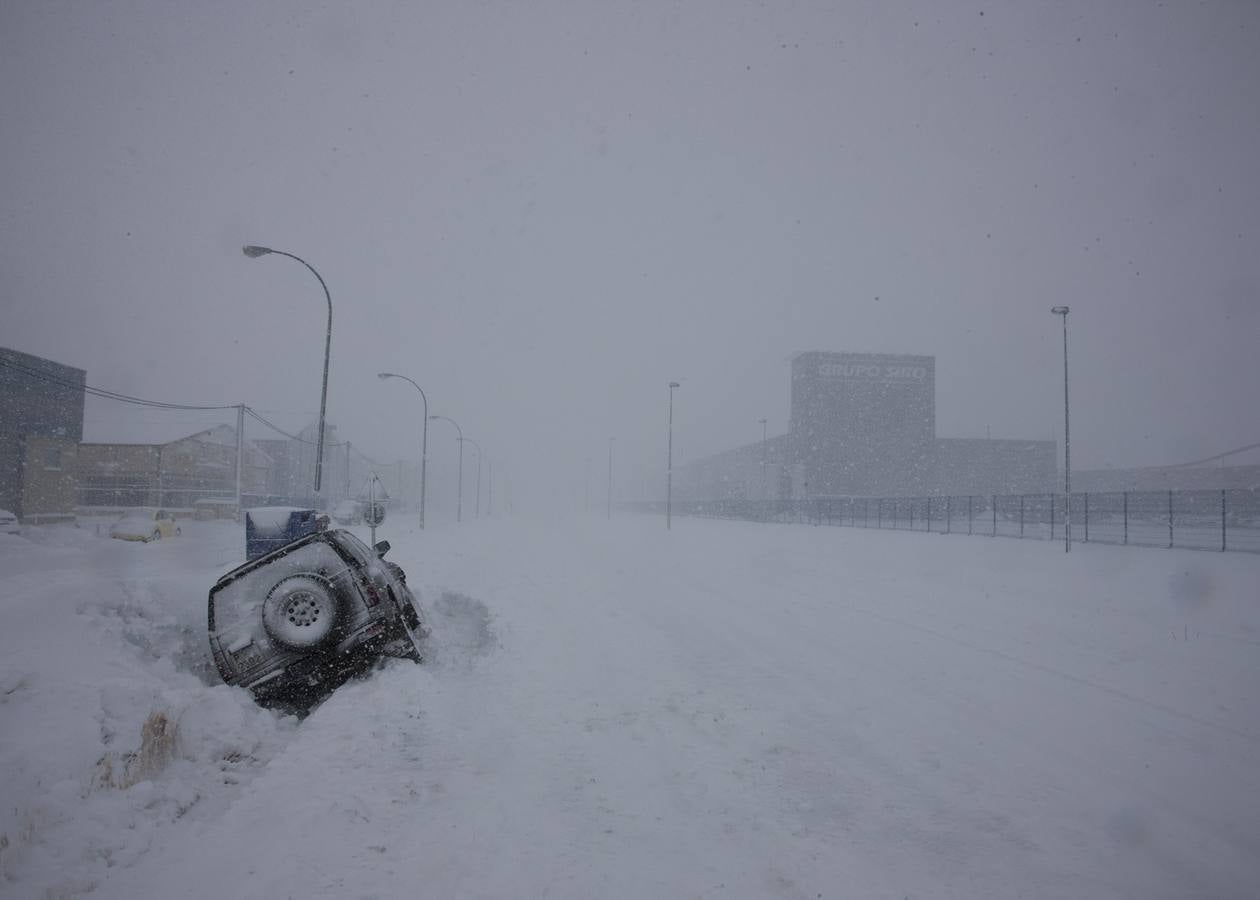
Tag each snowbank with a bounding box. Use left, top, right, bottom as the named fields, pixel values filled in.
left=2, top=516, right=1257, bottom=899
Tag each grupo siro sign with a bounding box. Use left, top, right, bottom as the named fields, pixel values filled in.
left=817, top=360, right=930, bottom=381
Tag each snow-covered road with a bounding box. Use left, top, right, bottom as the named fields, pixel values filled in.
left=2, top=515, right=1257, bottom=898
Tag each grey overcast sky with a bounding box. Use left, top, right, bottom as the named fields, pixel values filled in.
left=2, top=0, right=1258, bottom=505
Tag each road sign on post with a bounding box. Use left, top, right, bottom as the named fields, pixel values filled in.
left=364, top=502, right=386, bottom=527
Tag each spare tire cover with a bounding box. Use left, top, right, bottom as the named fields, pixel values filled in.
left=262, top=574, right=341, bottom=650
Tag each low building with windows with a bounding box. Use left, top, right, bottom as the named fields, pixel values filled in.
left=77, top=424, right=270, bottom=511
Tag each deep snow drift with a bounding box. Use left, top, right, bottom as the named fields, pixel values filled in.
left=1, top=515, right=1257, bottom=898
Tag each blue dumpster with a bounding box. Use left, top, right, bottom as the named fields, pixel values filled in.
left=245, top=507, right=320, bottom=561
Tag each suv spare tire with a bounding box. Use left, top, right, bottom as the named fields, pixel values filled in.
left=262, top=574, right=341, bottom=650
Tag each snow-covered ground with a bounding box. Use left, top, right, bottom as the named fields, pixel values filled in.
left=1, top=514, right=1257, bottom=899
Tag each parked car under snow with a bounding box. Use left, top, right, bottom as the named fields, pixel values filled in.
left=331, top=499, right=363, bottom=525
left=208, top=511, right=426, bottom=709
left=110, top=508, right=181, bottom=542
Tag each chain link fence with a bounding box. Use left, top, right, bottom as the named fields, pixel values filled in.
left=665, top=489, right=1260, bottom=553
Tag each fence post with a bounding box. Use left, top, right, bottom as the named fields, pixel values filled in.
left=1020, top=494, right=1025, bottom=538
left=926, top=497, right=932, bottom=533
left=1168, top=490, right=1174, bottom=549
left=1123, top=491, right=1128, bottom=545
left=864, top=499, right=869, bottom=528
left=946, top=495, right=951, bottom=534
left=992, top=495, right=997, bottom=536
left=877, top=499, right=882, bottom=529
left=1050, top=492, right=1055, bottom=541
left=909, top=500, right=914, bottom=531
left=1222, top=489, right=1227, bottom=552
left=968, top=495, right=973, bottom=535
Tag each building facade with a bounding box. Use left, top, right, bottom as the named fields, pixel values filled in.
left=0, top=347, right=86, bottom=521
left=790, top=351, right=937, bottom=497
left=679, top=350, right=1056, bottom=501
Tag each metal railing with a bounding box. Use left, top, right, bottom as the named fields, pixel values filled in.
left=662, top=489, right=1260, bottom=553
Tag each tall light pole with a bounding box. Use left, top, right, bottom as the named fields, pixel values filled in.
left=464, top=437, right=483, bottom=519
left=1051, top=306, right=1072, bottom=553
left=759, top=417, right=768, bottom=502
left=667, top=381, right=680, bottom=530
left=243, top=245, right=332, bottom=495
left=607, top=437, right=614, bottom=519
left=429, top=414, right=464, bottom=523
left=377, top=372, right=429, bottom=529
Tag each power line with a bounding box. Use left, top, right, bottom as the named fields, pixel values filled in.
left=243, top=407, right=382, bottom=466
left=1165, top=441, right=1260, bottom=469
left=5, top=355, right=389, bottom=469
left=0, top=357, right=238, bottom=411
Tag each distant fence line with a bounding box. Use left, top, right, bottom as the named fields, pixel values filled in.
left=77, top=479, right=315, bottom=511
left=650, top=490, right=1260, bottom=554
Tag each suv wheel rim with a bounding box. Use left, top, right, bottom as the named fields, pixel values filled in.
left=283, top=591, right=323, bottom=628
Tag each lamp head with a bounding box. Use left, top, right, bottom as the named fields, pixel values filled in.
left=377, top=372, right=394, bottom=380
left=1050, top=306, right=1070, bottom=316
left=668, top=381, right=680, bottom=389
left=242, top=245, right=273, bottom=258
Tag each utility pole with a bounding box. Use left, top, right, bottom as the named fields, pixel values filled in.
left=235, top=404, right=245, bottom=512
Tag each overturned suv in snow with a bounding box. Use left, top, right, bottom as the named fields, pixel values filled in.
left=208, top=514, right=426, bottom=708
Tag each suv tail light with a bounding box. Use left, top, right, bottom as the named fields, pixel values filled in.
left=361, top=576, right=382, bottom=608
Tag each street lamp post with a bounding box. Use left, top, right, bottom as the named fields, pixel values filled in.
left=1051, top=306, right=1071, bottom=553
left=377, top=372, right=429, bottom=530
left=759, top=417, right=768, bottom=504
left=243, top=245, right=333, bottom=495
left=464, top=437, right=483, bottom=519
left=667, top=381, right=680, bottom=530
left=429, top=414, right=464, bottom=523
left=607, top=437, right=614, bottom=520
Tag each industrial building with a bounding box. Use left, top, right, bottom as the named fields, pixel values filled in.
left=77, top=424, right=272, bottom=510
left=0, top=347, right=85, bottom=522
left=677, top=351, right=1057, bottom=501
